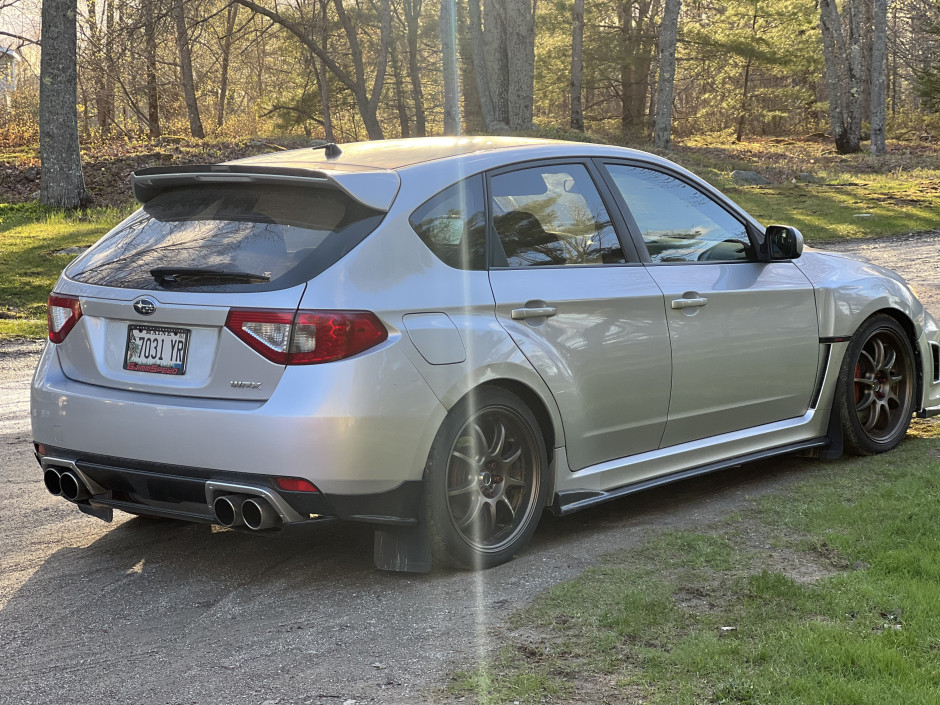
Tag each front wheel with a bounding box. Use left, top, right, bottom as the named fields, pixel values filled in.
left=425, top=388, right=549, bottom=570
left=838, top=315, right=916, bottom=455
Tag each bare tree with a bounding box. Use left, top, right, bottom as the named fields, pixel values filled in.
left=871, top=0, right=887, bottom=154
left=39, top=0, right=88, bottom=208
left=401, top=0, right=427, bottom=136
left=570, top=0, right=584, bottom=132
left=217, top=2, right=240, bottom=128
left=235, top=0, right=392, bottom=140
left=653, top=0, right=680, bottom=149
left=441, top=0, right=459, bottom=134
left=172, top=0, right=205, bottom=138
left=467, top=0, right=535, bottom=131
left=819, top=0, right=863, bottom=153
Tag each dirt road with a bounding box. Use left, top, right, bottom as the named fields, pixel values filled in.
left=1, top=234, right=936, bottom=705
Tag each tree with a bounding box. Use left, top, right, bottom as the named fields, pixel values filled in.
left=870, top=0, right=887, bottom=154
left=172, top=0, right=205, bottom=138
left=39, top=0, right=88, bottom=208
left=441, top=0, right=459, bottom=133
left=819, top=0, right=863, bottom=153
left=466, top=0, right=535, bottom=131
left=570, top=0, right=584, bottom=131
left=235, top=0, right=392, bottom=139
left=653, top=0, right=680, bottom=148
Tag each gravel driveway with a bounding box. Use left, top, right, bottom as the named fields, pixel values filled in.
left=1, top=233, right=936, bottom=705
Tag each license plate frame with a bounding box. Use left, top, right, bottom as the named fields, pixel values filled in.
left=123, top=325, right=190, bottom=375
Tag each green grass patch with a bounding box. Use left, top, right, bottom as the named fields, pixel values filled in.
left=668, top=137, right=940, bottom=244
left=0, top=202, right=128, bottom=338
left=450, top=420, right=940, bottom=704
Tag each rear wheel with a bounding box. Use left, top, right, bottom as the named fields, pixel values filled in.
left=838, top=315, right=915, bottom=455
left=425, top=388, right=549, bottom=569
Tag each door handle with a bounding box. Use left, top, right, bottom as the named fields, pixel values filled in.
left=671, top=297, right=708, bottom=310
left=511, top=306, right=558, bottom=320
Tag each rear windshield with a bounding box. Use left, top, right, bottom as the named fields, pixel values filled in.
left=66, top=184, right=384, bottom=291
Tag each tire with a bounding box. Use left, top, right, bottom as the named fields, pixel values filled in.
left=424, top=387, right=549, bottom=570
left=838, top=315, right=916, bottom=455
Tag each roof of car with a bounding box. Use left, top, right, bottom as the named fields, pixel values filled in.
left=227, top=136, right=655, bottom=173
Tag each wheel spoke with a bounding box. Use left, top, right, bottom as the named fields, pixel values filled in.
left=451, top=450, right=481, bottom=470
left=456, top=493, right=485, bottom=530
left=499, top=495, right=516, bottom=521
left=863, top=401, right=883, bottom=432
left=882, top=345, right=897, bottom=372
left=448, top=479, right=478, bottom=497
left=871, top=337, right=886, bottom=370
left=856, top=391, right=875, bottom=411
left=854, top=377, right=875, bottom=386
left=488, top=421, right=506, bottom=457
left=500, top=445, right=522, bottom=467
left=859, top=349, right=876, bottom=372
left=504, top=473, right=526, bottom=489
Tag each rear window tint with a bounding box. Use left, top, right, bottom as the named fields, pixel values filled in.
left=67, top=185, right=384, bottom=291
left=409, top=175, right=486, bottom=270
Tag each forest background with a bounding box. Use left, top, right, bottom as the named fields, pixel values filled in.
left=0, top=0, right=939, bottom=176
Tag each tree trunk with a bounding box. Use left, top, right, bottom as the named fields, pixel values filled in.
left=217, top=3, right=239, bottom=129
left=570, top=0, right=584, bottom=132
left=734, top=1, right=758, bottom=143
left=653, top=0, right=681, bottom=149
left=85, top=0, right=111, bottom=137
left=144, top=1, right=160, bottom=137
left=483, top=0, right=509, bottom=126
left=403, top=0, right=427, bottom=136
left=441, top=0, right=460, bottom=134
left=870, top=0, right=887, bottom=154
left=172, top=0, right=205, bottom=138
left=818, top=0, right=861, bottom=153
left=316, top=0, right=334, bottom=142
left=39, top=0, right=88, bottom=208
left=504, top=0, right=534, bottom=130
left=391, top=45, right=410, bottom=137
left=467, top=0, right=497, bottom=130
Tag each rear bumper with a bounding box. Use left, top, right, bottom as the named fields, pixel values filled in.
left=36, top=445, right=424, bottom=526
left=30, top=341, right=446, bottom=497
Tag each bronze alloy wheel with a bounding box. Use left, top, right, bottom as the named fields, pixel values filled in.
left=840, top=315, right=915, bottom=455
left=445, top=405, right=541, bottom=552
left=426, top=388, right=548, bottom=569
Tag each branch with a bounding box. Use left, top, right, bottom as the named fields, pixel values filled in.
left=233, top=0, right=356, bottom=90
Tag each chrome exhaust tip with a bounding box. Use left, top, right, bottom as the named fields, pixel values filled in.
left=60, top=471, right=91, bottom=502
left=213, top=494, right=248, bottom=527
left=43, top=468, right=63, bottom=496
left=242, top=497, right=280, bottom=531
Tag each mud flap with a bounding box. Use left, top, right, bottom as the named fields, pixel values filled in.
left=373, top=524, right=431, bottom=573
left=821, top=405, right=844, bottom=460
left=78, top=503, right=113, bottom=522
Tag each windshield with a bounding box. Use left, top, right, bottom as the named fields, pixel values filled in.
left=66, top=184, right=384, bottom=291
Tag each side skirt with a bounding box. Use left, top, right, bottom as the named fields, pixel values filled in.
left=552, top=437, right=829, bottom=516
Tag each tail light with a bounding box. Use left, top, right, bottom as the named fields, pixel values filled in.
left=48, top=294, right=83, bottom=343
left=225, top=308, right=388, bottom=365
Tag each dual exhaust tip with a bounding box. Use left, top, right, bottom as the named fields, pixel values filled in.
left=43, top=467, right=91, bottom=502
left=44, top=467, right=282, bottom=531
left=213, top=494, right=281, bottom=531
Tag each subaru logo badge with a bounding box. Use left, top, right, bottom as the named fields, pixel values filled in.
left=133, top=298, right=156, bottom=316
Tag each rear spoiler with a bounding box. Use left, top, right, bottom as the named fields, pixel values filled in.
left=130, top=164, right=401, bottom=212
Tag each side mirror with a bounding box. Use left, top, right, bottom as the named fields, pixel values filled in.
left=762, top=225, right=804, bottom=261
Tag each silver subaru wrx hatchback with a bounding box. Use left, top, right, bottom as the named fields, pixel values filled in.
left=31, top=137, right=940, bottom=571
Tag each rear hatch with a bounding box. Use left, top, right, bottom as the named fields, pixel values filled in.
left=52, top=180, right=386, bottom=401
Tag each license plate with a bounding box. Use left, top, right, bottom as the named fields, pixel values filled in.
left=124, top=325, right=190, bottom=375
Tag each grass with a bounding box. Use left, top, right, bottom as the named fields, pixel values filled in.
left=449, top=420, right=940, bottom=704
left=0, top=202, right=127, bottom=338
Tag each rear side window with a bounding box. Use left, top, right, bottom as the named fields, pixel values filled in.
left=489, top=164, right=625, bottom=267
left=409, top=175, right=486, bottom=270
left=66, top=185, right=384, bottom=291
